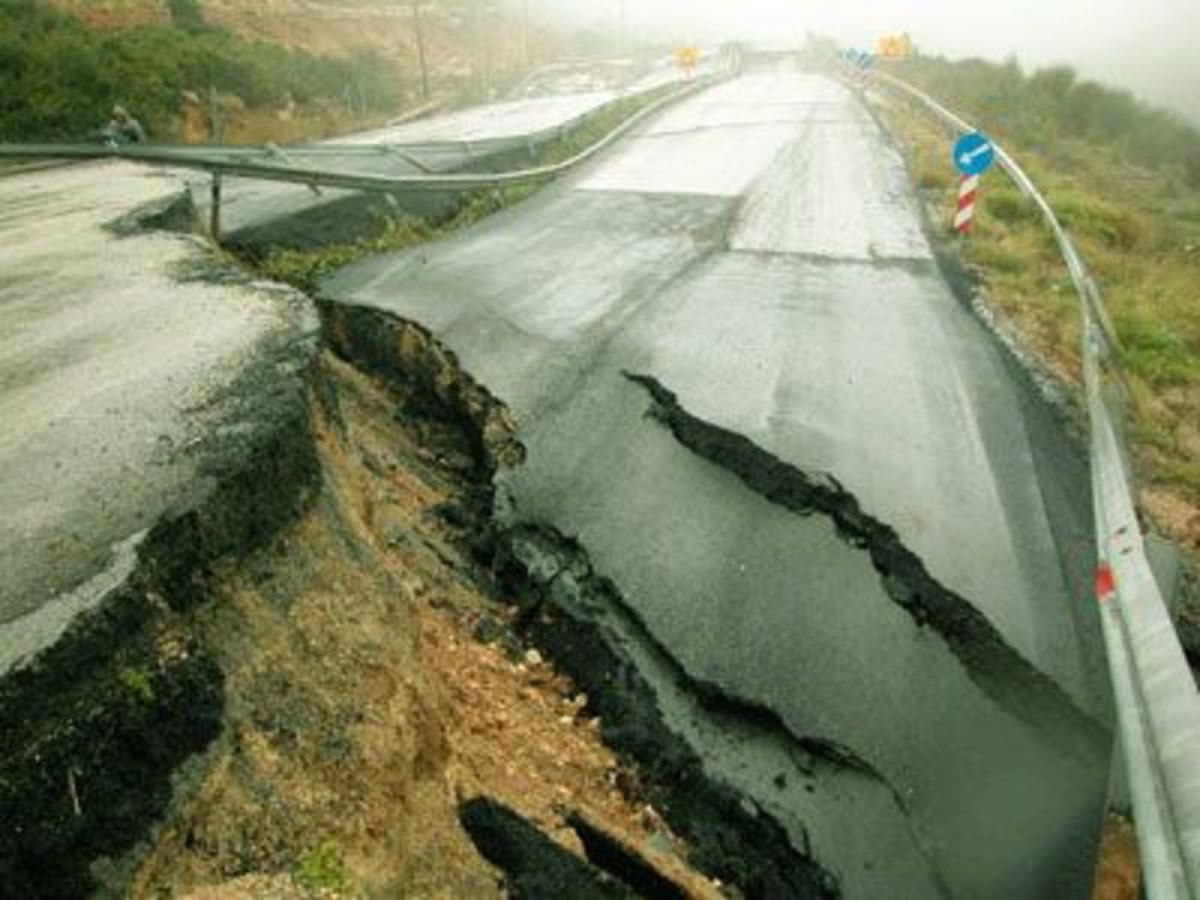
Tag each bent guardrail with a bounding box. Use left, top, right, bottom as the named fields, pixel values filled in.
left=0, top=70, right=723, bottom=239
left=2, top=76, right=706, bottom=239
left=873, top=69, right=1200, bottom=899
left=0, top=70, right=721, bottom=194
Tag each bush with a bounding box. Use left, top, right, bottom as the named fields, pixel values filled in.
left=1053, top=192, right=1149, bottom=250
left=0, top=1, right=400, bottom=141
left=295, top=842, right=349, bottom=894
left=896, top=55, right=1200, bottom=189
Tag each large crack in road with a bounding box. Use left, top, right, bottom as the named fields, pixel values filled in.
left=320, top=64, right=1113, bottom=898
left=622, top=371, right=1108, bottom=769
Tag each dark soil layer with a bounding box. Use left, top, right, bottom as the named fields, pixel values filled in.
left=0, top=327, right=319, bottom=897
left=460, top=798, right=637, bottom=899
left=566, top=812, right=691, bottom=900
left=492, top=524, right=839, bottom=900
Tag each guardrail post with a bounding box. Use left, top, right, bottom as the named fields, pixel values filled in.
left=209, top=172, right=223, bottom=243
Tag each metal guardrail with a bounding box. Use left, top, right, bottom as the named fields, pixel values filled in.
left=873, top=68, right=1200, bottom=898
left=0, top=73, right=719, bottom=239
left=0, top=75, right=715, bottom=195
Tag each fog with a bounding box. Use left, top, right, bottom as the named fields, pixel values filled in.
left=533, top=0, right=1200, bottom=125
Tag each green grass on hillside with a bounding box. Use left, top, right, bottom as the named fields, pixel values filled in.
left=877, top=73, right=1200, bottom=565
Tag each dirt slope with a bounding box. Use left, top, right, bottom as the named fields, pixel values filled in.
left=131, top=352, right=719, bottom=897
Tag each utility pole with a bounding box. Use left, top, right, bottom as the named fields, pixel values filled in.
left=411, top=0, right=430, bottom=101
left=617, top=0, right=626, bottom=60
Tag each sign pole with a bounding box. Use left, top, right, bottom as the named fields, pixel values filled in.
left=955, top=173, right=980, bottom=234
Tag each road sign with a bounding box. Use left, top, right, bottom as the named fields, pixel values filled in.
left=876, top=34, right=913, bottom=60
left=675, top=46, right=700, bottom=77
left=857, top=52, right=875, bottom=70
left=953, top=132, right=995, bottom=176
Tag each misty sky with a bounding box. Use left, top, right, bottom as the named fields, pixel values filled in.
left=534, top=0, right=1200, bottom=124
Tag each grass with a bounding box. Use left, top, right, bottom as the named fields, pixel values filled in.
left=878, top=92, right=1200, bottom=575
left=254, top=84, right=678, bottom=293
left=295, top=841, right=349, bottom=894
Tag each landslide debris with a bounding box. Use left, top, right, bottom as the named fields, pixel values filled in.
left=131, top=351, right=724, bottom=898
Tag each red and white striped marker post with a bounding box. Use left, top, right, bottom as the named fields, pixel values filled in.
left=951, top=132, right=995, bottom=235
left=954, top=173, right=980, bottom=234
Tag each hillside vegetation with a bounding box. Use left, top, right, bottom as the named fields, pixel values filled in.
left=897, top=55, right=1200, bottom=188
left=0, top=0, right=403, bottom=142
left=881, top=55, right=1200, bottom=576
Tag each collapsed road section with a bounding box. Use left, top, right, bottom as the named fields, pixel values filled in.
left=0, top=162, right=838, bottom=896
left=321, top=62, right=1114, bottom=898
left=3, top=60, right=1120, bottom=899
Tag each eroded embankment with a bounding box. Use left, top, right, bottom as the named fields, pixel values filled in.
left=0, top=291, right=846, bottom=896
left=0, top=324, right=320, bottom=896
left=622, top=371, right=1109, bottom=768
left=132, top=347, right=736, bottom=898
left=317, top=300, right=842, bottom=899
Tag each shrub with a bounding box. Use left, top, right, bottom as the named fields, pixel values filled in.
left=1115, top=312, right=1197, bottom=387
left=896, top=56, right=1200, bottom=189
left=295, top=842, right=349, bottom=894
left=117, top=666, right=155, bottom=705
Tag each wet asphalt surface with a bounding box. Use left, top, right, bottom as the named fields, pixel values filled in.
left=325, top=62, right=1113, bottom=898
left=0, top=161, right=314, bottom=673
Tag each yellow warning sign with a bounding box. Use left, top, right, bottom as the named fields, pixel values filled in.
left=875, top=34, right=913, bottom=61
left=675, top=46, right=700, bottom=77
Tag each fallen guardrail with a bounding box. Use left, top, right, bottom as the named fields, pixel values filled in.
left=0, top=71, right=720, bottom=239
left=871, top=68, right=1200, bottom=899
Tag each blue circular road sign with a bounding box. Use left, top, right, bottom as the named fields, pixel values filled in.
left=858, top=52, right=876, bottom=70
left=953, top=132, right=996, bottom=176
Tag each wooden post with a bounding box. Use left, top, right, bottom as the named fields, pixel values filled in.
left=210, top=172, right=223, bottom=243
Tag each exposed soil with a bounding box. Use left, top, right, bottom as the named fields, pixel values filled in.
left=1090, top=814, right=1140, bottom=900
left=130, top=352, right=722, bottom=898
left=0, top=310, right=319, bottom=898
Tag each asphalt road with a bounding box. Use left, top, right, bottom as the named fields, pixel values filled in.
left=0, top=161, right=313, bottom=674
left=325, top=61, right=1112, bottom=898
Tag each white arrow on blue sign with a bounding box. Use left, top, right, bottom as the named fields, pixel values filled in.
left=953, top=132, right=996, bottom=176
